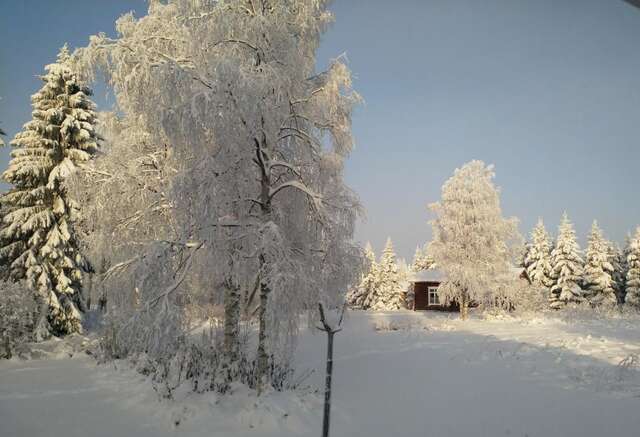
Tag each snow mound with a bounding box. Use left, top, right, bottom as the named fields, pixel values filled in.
left=9, top=334, right=98, bottom=361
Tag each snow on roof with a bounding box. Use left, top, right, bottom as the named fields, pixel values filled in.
left=410, top=266, right=526, bottom=283
left=408, top=269, right=446, bottom=283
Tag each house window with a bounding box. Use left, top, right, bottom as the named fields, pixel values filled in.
left=428, top=286, right=440, bottom=305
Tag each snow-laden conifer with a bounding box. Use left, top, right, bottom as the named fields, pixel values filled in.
left=523, top=218, right=554, bottom=289
left=0, top=46, right=99, bottom=336
left=616, top=234, right=633, bottom=304
left=370, top=238, right=406, bottom=310
left=608, top=242, right=626, bottom=304
left=347, top=242, right=377, bottom=309
left=549, top=213, right=584, bottom=308
left=429, top=161, right=521, bottom=319
left=624, top=227, right=640, bottom=308
left=411, top=244, right=435, bottom=272
left=583, top=221, right=616, bottom=306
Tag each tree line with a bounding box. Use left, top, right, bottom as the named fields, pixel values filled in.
left=349, top=161, right=640, bottom=318
left=522, top=215, right=640, bottom=309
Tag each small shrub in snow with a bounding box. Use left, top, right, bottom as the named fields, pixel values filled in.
left=510, top=282, right=550, bottom=315
left=0, top=281, right=37, bottom=359
left=146, top=328, right=296, bottom=398
left=373, top=320, right=430, bottom=332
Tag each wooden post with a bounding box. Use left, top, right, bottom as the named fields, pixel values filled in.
left=317, top=302, right=346, bottom=437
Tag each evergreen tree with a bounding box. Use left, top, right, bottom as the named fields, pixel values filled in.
left=371, top=238, right=406, bottom=310
left=609, top=242, right=627, bottom=304
left=0, top=46, right=99, bottom=336
left=618, top=234, right=633, bottom=304
left=524, top=218, right=554, bottom=289
left=583, top=221, right=616, bottom=306
left=347, top=242, right=377, bottom=309
left=411, top=243, right=435, bottom=272
left=624, top=227, right=640, bottom=308
left=549, top=213, right=584, bottom=308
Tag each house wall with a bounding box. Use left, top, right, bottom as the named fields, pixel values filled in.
left=413, top=281, right=459, bottom=312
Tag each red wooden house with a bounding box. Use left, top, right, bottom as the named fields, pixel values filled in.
left=410, top=267, right=529, bottom=311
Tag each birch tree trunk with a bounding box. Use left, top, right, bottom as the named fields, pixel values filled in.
left=460, top=289, right=469, bottom=321
left=256, top=131, right=273, bottom=395
left=223, top=279, right=240, bottom=363
left=256, top=257, right=270, bottom=394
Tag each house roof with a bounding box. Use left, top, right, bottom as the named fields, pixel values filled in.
left=410, top=266, right=527, bottom=283
left=408, top=269, right=446, bottom=283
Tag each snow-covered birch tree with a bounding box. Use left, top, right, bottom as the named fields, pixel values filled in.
left=69, top=112, right=178, bottom=312
left=0, top=46, right=99, bottom=336
left=583, top=221, right=616, bottom=306
left=429, top=161, right=520, bottom=320
left=76, top=0, right=360, bottom=391
left=549, top=213, right=584, bottom=309
left=624, top=227, right=640, bottom=308
left=523, top=218, right=554, bottom=289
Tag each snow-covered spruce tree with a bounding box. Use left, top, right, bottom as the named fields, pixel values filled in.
left=411, top=243, right=435, bottom=272
left=523, top=218, right=554, bottom=289
left=615, top=234, right=633, bottom=304
left=346, top=242, right=377, bottom=309
left=624, top=227, right=640, bottom=308
left=549, top=213, right=584, bottom=309
left=608, top=242, right=626, bottom=305
left=583, top=221, right=616, bottom=306
left=370, top=238, right=406, bottom=310
left=0, top=46, right=99, bottom=336
left=78, top=0, right=360, bottom=392
left=429, top=161, right=520, bottom=320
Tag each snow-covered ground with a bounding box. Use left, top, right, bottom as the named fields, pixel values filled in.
left=2, top=310, right=640, bottom=437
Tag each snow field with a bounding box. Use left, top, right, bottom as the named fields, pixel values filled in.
left=2, top=310, right=640, bottom=437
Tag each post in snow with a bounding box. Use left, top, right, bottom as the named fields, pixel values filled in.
left=317, top=302, right=346, bottom=437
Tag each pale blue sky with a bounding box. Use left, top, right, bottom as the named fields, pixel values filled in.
left=1, top=0, right=639, bottom=260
